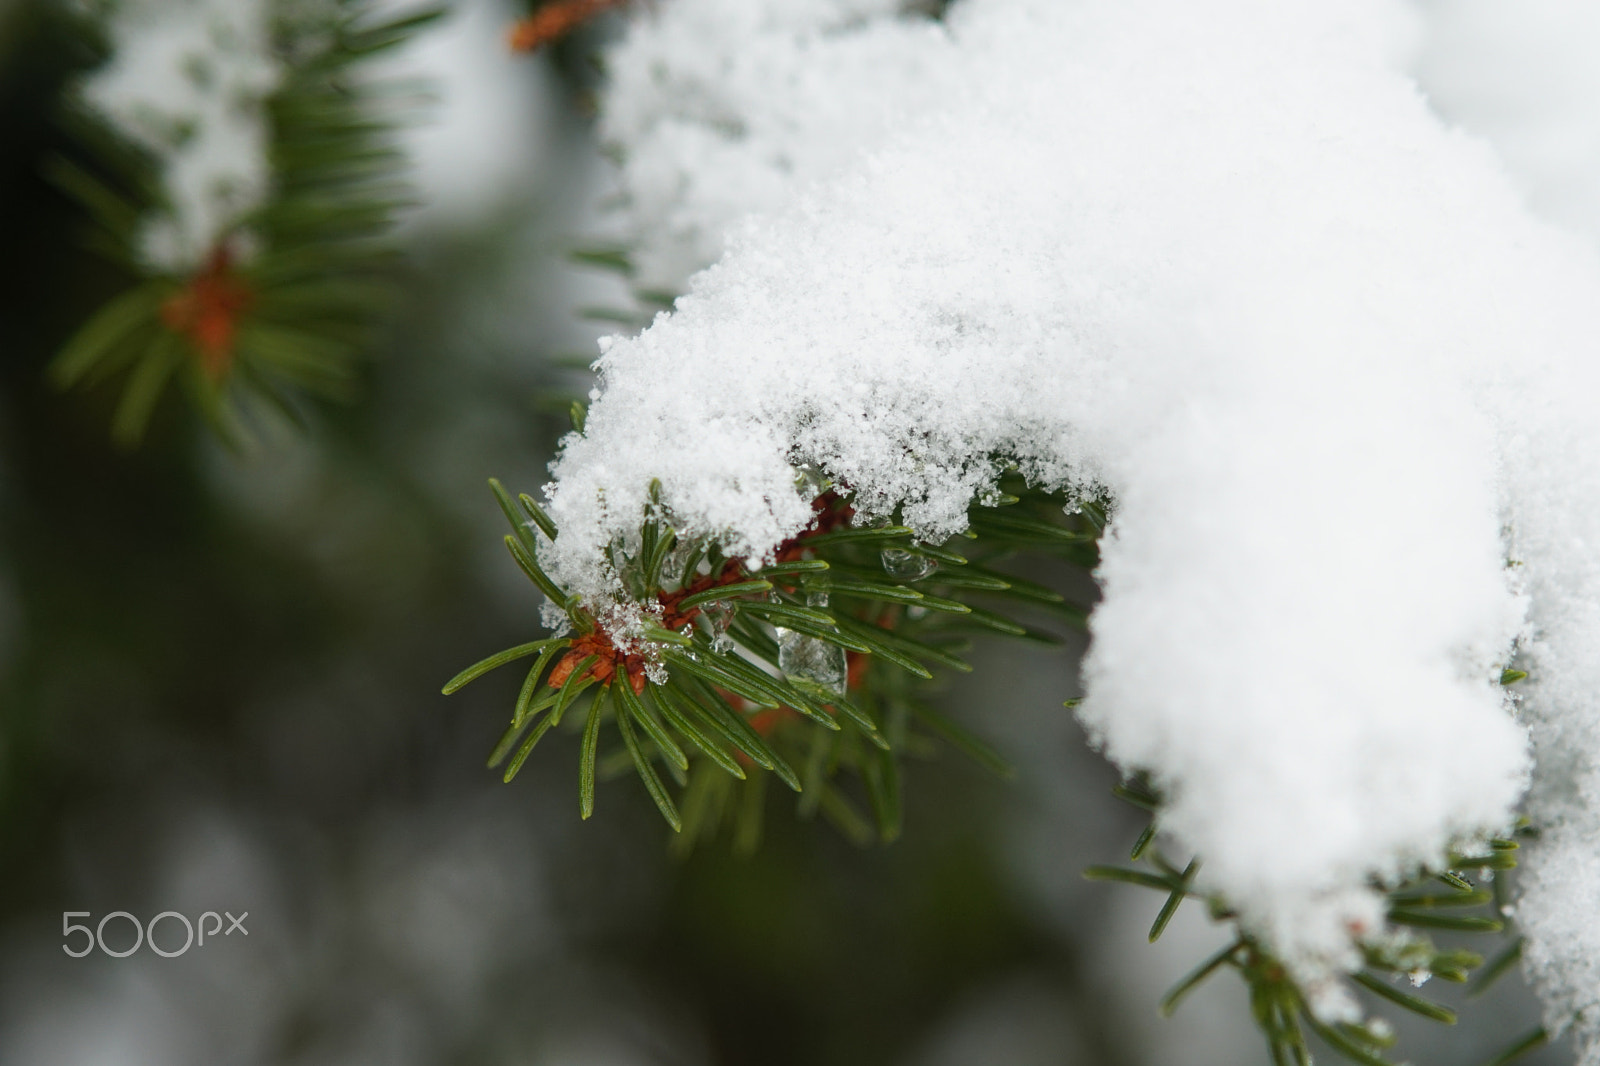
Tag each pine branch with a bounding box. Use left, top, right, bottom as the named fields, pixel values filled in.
left=1088, top=745, right=1535, bottom=1066
left=50, top=1, right=442, bottom=447
left=444, top=445, right=1097, bottom=847
left=508, top=0, right=629, bottom=53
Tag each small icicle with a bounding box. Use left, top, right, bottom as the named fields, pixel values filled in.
left=778, top=628, right=847, bottom=695
left=697, top=600, right=735, bottom=653
left=880, top=547, right=936, bottom=580
left=659, top=538, right=692, bottom=587
left=794, top=463, right=830, bottom=500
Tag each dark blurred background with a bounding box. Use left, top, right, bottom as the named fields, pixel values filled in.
left=0, top=2, right=1562, bottom=1064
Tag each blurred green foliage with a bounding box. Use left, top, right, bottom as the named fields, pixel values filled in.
left=0, top=7, right=1141, bottom=1064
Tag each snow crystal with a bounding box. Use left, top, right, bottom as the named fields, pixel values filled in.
left=81, top=0, right=279, bottom=271
left=594, top=0, right=957, bottom=292
left=550, top=0, right=1600, bottom=1030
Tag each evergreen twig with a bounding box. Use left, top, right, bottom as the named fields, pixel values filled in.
left=51, top=1, right=442, bottom=446
left=445, top=454, right=1098, bottom=846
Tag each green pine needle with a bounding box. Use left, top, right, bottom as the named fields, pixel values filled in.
left=1160, top=941, right=1238, bottom=1016
left=1083, top=865, right=1186, bottom=893
left=1130, top=821, right=1156, bottom=861
left=1477, top=1028, right=1549, bottom=1066
left=441, top=638, right=564, bottom=694
left=1388, top=909, right=1504, bottom=934
left=614, top=679, right=688, bottom=771
left=1351, top=971, right=1456, bottom=1025
left=579, top=686, right=606, bottom=820
left=615, top=684, right=683, bottom=831
left=1149, top=859, right=1198, bottom=942
left=1469, top=937, right=1525, bottom=998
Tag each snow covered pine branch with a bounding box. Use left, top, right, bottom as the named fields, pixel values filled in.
left=51, top=0, right=438, bottom=444
left=451, top=1, right=1600, bottom=1061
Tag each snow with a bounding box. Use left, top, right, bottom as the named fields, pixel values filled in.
left=553, top=0, right=1600, bottom=1041
left=81, top=0, right=279, bottom=271
left=1477, top=317, right=1600, bottom=1061
left=593, top=0, right=957, bottom=292
left=1407, top=4, right=1600, bottom=1055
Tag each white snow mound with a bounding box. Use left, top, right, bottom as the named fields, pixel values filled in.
left=551, top=0, right=1600, bottom=1035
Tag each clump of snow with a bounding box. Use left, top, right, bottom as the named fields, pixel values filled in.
left=1473, top=312, right=1600, bottom=1061
left=81, top=0, right=280, bottom=271
left=1407, top=6, right=1600, bottom=1057
left=593, top=0, right=957, bottom=292
left=554, top=0, right=1600, bottom=1041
